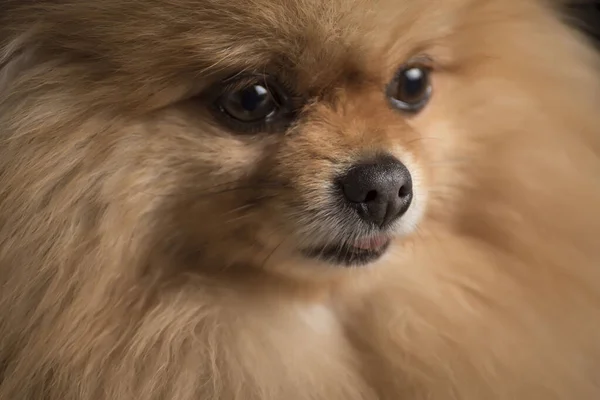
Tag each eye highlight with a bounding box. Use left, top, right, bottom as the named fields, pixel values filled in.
left=210, top=75, right=299, bottom=133
left=387, top=63, right=432, bottom=113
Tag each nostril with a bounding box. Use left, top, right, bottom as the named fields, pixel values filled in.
left=364, top=190, right=378, bottom=202
left=398, top=185, right=411, bottom=198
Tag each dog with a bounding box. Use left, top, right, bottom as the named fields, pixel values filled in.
left=1, top=0, right=600, bottom=399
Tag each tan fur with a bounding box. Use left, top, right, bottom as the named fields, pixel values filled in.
left=1, top=0, right=600, bottom=399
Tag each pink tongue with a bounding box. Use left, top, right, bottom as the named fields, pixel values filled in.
left=353, top=236, right=388, bottom=250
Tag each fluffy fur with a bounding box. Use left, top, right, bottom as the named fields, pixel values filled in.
left=1, top=0, right=600, bottom=399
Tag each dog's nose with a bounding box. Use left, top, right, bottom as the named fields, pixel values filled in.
left=339, top=155, right=413, bottom=227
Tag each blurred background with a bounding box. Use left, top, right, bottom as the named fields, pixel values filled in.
left=567, top=1, right=600, bottom=45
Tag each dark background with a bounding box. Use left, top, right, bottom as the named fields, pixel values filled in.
left=566, top=1, right=600, bottom=45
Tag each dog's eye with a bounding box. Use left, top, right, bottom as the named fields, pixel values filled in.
left=218, top=84, right=277, bottom=122
left=211, top=75, right=297, bottom=133
left=387, top=64, right=432, bottom=113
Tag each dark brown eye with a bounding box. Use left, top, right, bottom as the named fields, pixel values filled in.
left=218, top=84, right=277, bottom=122
left=387, top=65, right=432, bottom=113
left=211, top=75, right=298, bottom=133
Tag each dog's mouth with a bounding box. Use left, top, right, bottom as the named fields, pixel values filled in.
left=302, top=235, right=391, bottom=267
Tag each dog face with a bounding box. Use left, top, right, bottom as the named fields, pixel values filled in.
left=108, top=0, right=444, bottom=273
left=1, top=0, right=596, bottom=281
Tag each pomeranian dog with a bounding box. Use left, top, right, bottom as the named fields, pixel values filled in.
left=1, top=0, right=600, bottom=399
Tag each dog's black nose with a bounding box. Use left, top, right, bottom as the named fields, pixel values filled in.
left=339, top=155, right=413, bottom=227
